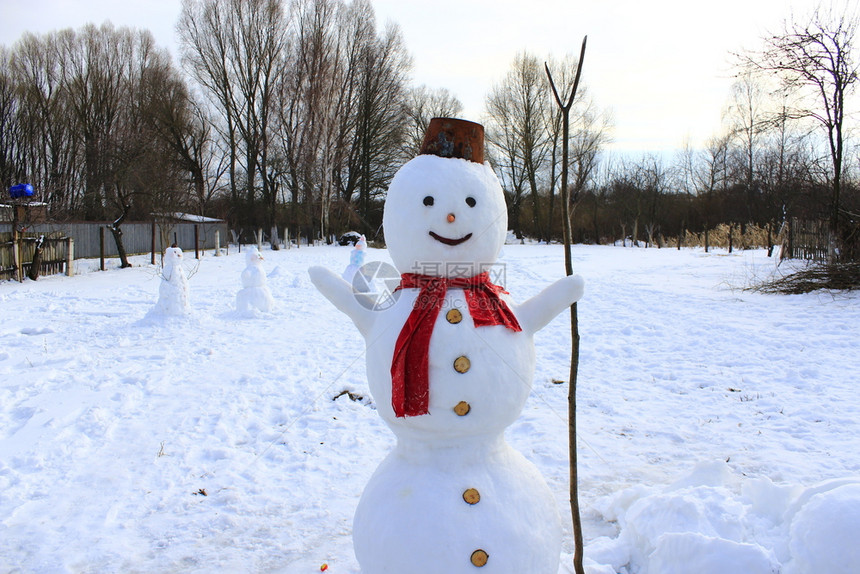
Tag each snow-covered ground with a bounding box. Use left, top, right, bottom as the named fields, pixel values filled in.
left=1, top=243, right=858, bottom=573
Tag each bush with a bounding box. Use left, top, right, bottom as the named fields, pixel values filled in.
left=675, top=223, right=776, bottom=250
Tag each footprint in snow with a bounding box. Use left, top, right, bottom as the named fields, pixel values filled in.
left=20, top=327, right=55, bottom=336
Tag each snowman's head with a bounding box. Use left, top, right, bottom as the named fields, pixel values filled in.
left=383, top=154, right=506, bottom=278
left=246, top=246, right=264, bottom=265
left=164, top=246, right=183, bottom=267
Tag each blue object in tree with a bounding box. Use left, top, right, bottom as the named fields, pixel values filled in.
left=9, top=184, right=34, bottom=199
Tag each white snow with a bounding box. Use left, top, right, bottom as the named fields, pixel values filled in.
left=1, top=243, right=859, bottom=573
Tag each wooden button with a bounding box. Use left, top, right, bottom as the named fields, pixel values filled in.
left=463, top=488, right=481, bottom=505
left=446, top=308, right=463, bottom=324
left=453, top=356, right=471, bottom=373
left=453, top=401, right=471, bottom=416
left=470, top=549, right=489, bottom=567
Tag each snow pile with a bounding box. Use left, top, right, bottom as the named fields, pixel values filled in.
left=586, top=464, right=860, bottom=574
left=588, top=461, right=779, bottom=574
left=785, top=481, right=860, bottom=574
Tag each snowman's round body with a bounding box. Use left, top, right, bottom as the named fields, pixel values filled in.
left=355, top=287, right=561, bottom=573
left=237, top=247, right=274, bottom=312
left=309, top=142, right=583, bottom=574
left=155, top=247, right=189, bottom=316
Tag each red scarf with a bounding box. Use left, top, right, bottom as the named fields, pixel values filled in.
left=390, top=272, right=522, bottom=417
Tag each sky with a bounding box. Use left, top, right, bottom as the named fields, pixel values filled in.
left=0, top=0, right=828, bottom=156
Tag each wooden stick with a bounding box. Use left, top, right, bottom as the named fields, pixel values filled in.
left=545, top=35, right=587, bottom=574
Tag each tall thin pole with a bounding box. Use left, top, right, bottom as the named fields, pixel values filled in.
left=546, top=35, right=587, bottom=574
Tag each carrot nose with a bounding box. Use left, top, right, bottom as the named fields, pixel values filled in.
left=447, top=213, right=455, bottom=223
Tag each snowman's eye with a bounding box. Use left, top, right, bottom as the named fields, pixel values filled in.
left=465, top=197, right=476, bottom=207
left=423, top=196, right=434, bottom=206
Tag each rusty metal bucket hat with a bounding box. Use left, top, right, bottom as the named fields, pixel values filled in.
left=419, top=117, right=484, bottom=164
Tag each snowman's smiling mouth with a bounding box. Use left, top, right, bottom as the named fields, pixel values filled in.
left=429, top=231, right=473, bottom=246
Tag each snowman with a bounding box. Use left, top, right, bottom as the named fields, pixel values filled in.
left=236, top=246, right=274, bottom=313
left=309, top=118, right=584, bottom=573
left=154, top=246, right=189, bottom=316
left=342, top=235, right=370, bottom=292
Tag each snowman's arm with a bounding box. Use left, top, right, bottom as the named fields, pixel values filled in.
left=515, top=274, right=584, bottom=335
left=308, top=266, right=375, bottom=337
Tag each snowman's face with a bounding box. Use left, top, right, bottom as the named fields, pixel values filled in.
left=383, top=155, right=507, bottom=278
left=164, top=247, right=183, bottom=266
left=246, top=248, right=263, bottom=264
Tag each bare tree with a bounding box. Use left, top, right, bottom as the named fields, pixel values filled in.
left=760, top=94, right=815, bottom=228
left=0, top=46, right=22, bottom=193
left=486, top=51, right=551, bottom=241
left=145, top=66, right=224, bottom=217
left=179, top=0, right=290, bottom=227
left=10, top=33, right=78, bottom=215
left=487, top=51, right=608, bottom=243
left=638, top=154, right=667, bottom=247
left=279, top=0, right=344, bottom=242
left=740, top=3, right=860, bottom=253
left=271, top=0, right=409, bottom=242
left=58, top=23, right=133, bottom=220
left=233, top=0, right=289, bottom=224
left=698, top=133, right=732, bottom=251
left=402, top=84, right=463, bottom=157
left=484, top=97, right=528, bottom=240
left=179, top=0, right=241, bottom=214
left=725, top=70, right=769, bottom=222
left=351, top=17, right=411, bottom=238
left=485, top=83, right=530, bottom=240
left=611, top=158, right=645, bottom=246
left=568, top=93, right=612, bottom=216
left=669, top=138, right=700, bottom=246
left=545, top=55, right=611, bottom=241
left=109, top=29, right=186, bottom=266
left=2, top=21, right=198, bottom=234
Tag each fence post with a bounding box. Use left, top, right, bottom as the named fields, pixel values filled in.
left=99, top=226, right=105, bottom=271
left=195, top=224, right=200, bottom=259
left=12, top=226, right=22, bottom=282
left=215, top=230, right=221, bottom=256
left=66, top=237, right=74, bottom=277
left=151, top=221, right=156, bottom=265
left=728, top=223, right=734, bottom=254
left=788, top=219, right=794, bottom=260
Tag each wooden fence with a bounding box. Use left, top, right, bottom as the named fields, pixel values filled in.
left=0, top=220, right=229, bottom=281
left=0, top=220, right=228, bottom=260
left=1, top=231, right=72, bottom=281
left=783, top=219, right=831, bottom=261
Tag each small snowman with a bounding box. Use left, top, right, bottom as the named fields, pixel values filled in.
left=341, top=235, right=370, bottom=292
left=154, top=246, right=189, bottom=316
left=309, top=118, right=584, bottom=573
left=236, top=246, right=274, bottom=313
